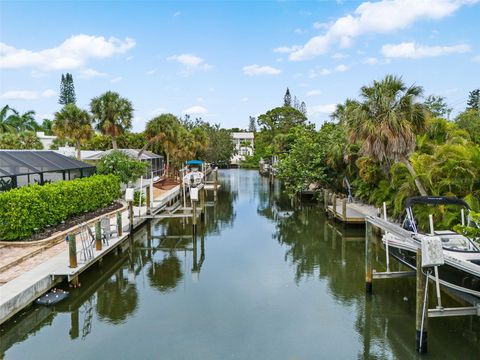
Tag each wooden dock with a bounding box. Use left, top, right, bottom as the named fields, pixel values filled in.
left=323, top=191, right=378, bottom=224
left=327, top=203, right=366, bottom=224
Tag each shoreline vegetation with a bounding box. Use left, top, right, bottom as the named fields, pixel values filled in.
left=244, top=76, right=480, bottom=227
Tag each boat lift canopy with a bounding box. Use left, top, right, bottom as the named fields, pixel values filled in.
left=405, top=196, right=470, bottom=209
left=186, top=160, right=204, bottom=166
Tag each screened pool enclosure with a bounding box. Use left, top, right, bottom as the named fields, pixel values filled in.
left=0, top=150, right=96, bottom=191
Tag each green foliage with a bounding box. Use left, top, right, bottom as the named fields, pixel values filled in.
left=96, top=150, right=148, bottom=184
left=53, top=104, right=93, bottom=159
left=0, top=175, right=120, bottom=241
left=204, top=125, right=235, bottom=164
left=0, top=131, right=43, bottom=149
left=467, top=89, right=480, bottom=111
left=284, top=88, right=292, bottom=107
left=424, top=95, right=452, bottom=119
left=277, top=126, right=327, bottom=197
left=453, top=211, right=480, bottom=243
left=90, top=91, right=134, bottom=149
left=134, top=190, right=145, bottom=206
left=456, top=109, right=480, bottom=144
left=58, top=73, right=76, bottom=105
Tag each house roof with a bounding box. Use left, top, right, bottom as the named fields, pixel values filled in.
left=83, top=149, right=164, bottom=161
left=231, top=132, right=254, bottom=139
left=0, top=150, right=95, bottom=177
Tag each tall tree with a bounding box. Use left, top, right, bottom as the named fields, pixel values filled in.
left=142, top=113, right=183, bottom=174
left=90, top=91, right=133, bottom=149
left=0, top=105, right=14, bottom=134
left=424, top=95, right=452, bottom=119
left=41, top=119, right=54, bottom=135
left=7, top=109, right=38, bottom=132
left=284, top=88, right=292, bottom=107
left=58, top=73, right=76, bottom=105
left=53, top=104, right=93, bottom=159
left=299, top=101, right=307, bottom=116
left=343, top=75, right=428, bottom=196
left=467, top=89, right=480, bottom=111
left=293, top=96, right=300, bottom=110
left=248, top=116, right=256, bottom=132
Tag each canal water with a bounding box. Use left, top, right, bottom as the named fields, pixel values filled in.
left=1, top=170, right=479, bottom=359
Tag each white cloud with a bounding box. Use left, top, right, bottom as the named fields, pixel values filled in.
left=241, top=97, right=249, bottom=102
left=473, top=55, right=480, bottom=62
left=306, top=90, right=322, bottom=97
left=146, top=69, right=157, bottom=75
left=111, top=76, right=123, bottom=83
left=182, top=105, right=208, bottom=115
left=78, top=68, right=107, bottom=79
left=294, top=28, right=308, bottom=34
left=308, top=64, right=348, bottom=78
left=126, top=55, right=134, bottom=61
left=332, top=52, right=348, bottom=59
left=167, top=54, right=211, bottom=74
left=242, top=64, right=282, bottom=76
left=41, top=89, right=56, bottom=98
left=273, top=45, right=301, bottom=53
left=150, top=107, right=167, bottom=116
left=381, top=42, right=471, bottom=58
left=313, top=22, right=329, bottom=30
left=0, top=34, right=135, bottom=71
left=309, top=104, right=337, bottom=116
left=173, top=11, right=181, bottom=17
left=0, top=89, right=56, bottom=100
left=363, top=57, right=379, bottom=65
left=289, top=0, right=475, bottom=61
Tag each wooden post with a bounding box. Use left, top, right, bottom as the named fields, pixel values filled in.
left=95, top=221, right=102, bottom=251
left=416, top=249, right=428, bottom=353
left=365, top=222, right=373, bottom=294
left=146, top=185, right=151, bottom=215
left=323, top=190, right=328, bottom=211
left=68, top=233, right=77, bottom=268
left=128, top=201, right=134, bottom=233
left=342, top=198, right=347, bottom=222
left=192, top=200, right=197, bottom=234
left=332, top=194, right=337, bottom=219
left=117, top=211, right=123, bottom=237
left=200, top=187, right=205, bottom=223
left=214, top=169, right=218, bottom=190
left=69, top=309, right=79, bottom=339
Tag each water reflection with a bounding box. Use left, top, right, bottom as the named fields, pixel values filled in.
left=2, top=170, right=479, bottom=360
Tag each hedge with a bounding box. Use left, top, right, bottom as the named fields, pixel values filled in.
left=0, top=174, right=120, bottom=241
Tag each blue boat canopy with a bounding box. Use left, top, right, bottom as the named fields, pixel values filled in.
left=186, top=160, right=204, bottom=165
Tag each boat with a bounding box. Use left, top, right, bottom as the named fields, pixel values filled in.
left=382, top=196, right=480, bottom=298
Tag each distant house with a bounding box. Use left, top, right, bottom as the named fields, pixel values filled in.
left=0, top=150, right=95, bottom=191
left=231, top=132, right=254, bottom=165
left=36, top=132, right=57, bottom=150
left=83, top=149, right=164, bottom=179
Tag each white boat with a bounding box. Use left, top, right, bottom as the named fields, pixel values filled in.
left=382, top=196, right=480, bottom=298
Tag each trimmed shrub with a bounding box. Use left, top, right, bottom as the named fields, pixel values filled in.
left=0, top=174, right=120, bottom=241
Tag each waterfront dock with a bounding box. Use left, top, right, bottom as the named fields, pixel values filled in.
left=324, top=191, right=378, bottom=224
left=0, top=182, right=186, bottom=325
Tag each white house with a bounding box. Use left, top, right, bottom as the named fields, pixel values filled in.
left=36, top=132, right=57, bottom=150
left=231, top=132, right=254, bottom=165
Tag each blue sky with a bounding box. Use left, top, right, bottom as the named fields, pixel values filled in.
left=1, top=0, right=479, bottom=131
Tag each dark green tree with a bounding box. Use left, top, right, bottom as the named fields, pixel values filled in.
left=300, top=101, right=307, bottom=116
left=248, top=116, right=256, bottom=132
left=424, top=95, right=452, bottom=119
left=467, top=89, right=480, bottom=111
left=59, top=73, right=76, bottom=105
left=284, top=88, right=292, bottom=107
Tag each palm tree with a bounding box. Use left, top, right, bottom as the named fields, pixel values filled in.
left=7, top=109, right=38, bottom=132
left=90, top=91, right=133, bottom=149
left=53, top=104, right=93, bottom=159
left=142, top=114, right=183, bottom=175
left=344, top=75, right=428, bottom=196
left=0, top=105, right=14, bottom=133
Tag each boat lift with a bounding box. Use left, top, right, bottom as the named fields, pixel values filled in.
left=365, top=208, right=480, bottom=354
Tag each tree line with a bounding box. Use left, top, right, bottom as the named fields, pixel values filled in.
left=249, top=75, right=480, bottom=221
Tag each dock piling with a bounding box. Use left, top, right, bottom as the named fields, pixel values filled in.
left=146, top=185, right=151, bottom=215
left=365, top=222, right=373, bottom=294
left=192, top=200, right=197, bottom=234
left=68, top=233, right=77, bottom=268
left=342, top=198, right=347, bottom=222
left=128, top=201, right=133, bottom=233
left=416, top=249, right=428, bottom=353
left=95, top=221, right=102, bottom=251
left=200, top=187, right=205, bottom=223
left=116, top=211, right=123, bottom=237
